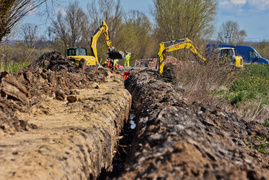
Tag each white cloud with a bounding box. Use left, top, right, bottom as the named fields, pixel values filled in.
left=231, top=0, right=247, bottom=5
left=248, top=0, right=269, bottom=10
left=219, top=0, right=269, bottom=15
left=219, top=0, right=231, bottom=7
left=55, top=8, right=67, bottom=16
left=219, top=0, right=244, bottom=14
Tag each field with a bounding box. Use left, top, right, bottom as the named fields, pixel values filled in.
left=212, top=64, right=269, bottom=121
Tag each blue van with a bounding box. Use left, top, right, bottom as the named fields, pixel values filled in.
left=206, top=44, right=269, bottom=64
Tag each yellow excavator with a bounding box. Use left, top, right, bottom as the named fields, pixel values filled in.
left=157, top=38, right=243, bottom=74
left=158, top=38, right=206, bottom=74
left=65, top=21, right=123, bottom=66
left=90, top=21, right=124, bottom=64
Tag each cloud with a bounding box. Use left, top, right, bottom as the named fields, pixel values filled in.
left=55, top=8, right=67, bottom=16
left=219, top=0, right=269, bottom=15
left=231, top=0, right=246, bottom=5
left=219, top=0, right=245, bottom=15
left=248, top=0, right=269, bottom=10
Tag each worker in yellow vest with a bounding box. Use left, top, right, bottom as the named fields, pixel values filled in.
left=124, top=51, right=131, bottom=67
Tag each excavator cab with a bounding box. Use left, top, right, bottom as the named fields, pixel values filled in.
left=65, top=47, right=97, bottom=66
left=65, top=47, right=87, bottom=57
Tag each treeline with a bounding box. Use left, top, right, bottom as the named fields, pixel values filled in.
left=252, top=40, right=269, bottom=60
left=46, top=0, right=217, bottom=63
left=1, top=0, right=269, bottom=64
left=0, top=0, right=217, bottom=64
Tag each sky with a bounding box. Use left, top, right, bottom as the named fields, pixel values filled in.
left=21, top=0, right=269, bottom=42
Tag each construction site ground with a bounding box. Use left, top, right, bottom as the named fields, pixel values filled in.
left=0, top=52, right=268, bottom=179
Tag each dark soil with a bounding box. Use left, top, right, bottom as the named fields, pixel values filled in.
left=116, top=69, right=269, bottom=179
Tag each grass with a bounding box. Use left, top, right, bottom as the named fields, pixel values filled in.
left=210, top=64, right=269, bottom=118
left=173, top=54, right=237, bottom=103
left=246, top=136, right=269, bottom=154
left=262, top=121, right=269, bottom=127
left=172, top=58, right=269, bottom=120
left=0, top=61, right=31, bottom=74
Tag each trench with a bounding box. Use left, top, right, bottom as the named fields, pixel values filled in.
left=99, top=70, right=269, bottom=179
left=98, top=108, right=136, bottom=180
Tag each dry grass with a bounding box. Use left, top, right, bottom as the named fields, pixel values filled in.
left=172, top=56, right=237, bottom=104
left=170, top=55, right=269, bottom=123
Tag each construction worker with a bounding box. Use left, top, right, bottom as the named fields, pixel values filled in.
left=107, top=58, right=113, bottom=68
left=113, top=59, right=119, bottom=69
left=124, top=51, right=131, bottom=67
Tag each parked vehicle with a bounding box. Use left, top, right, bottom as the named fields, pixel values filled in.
left=207, top=44, right=269, bottom=64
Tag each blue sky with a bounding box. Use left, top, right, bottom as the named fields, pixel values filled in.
left=22, top=0, right=269, bottom=42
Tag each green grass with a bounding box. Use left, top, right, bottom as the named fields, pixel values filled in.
left=0, top=62, right=31, bottom=74
left=246, top=136, right=269, bottom=154
left=211, top=64, right=269, bottom=108
left=262, top=121, right=269, bottom=127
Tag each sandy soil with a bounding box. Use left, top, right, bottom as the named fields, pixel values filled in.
left=0, top=52, right=132, bottom=179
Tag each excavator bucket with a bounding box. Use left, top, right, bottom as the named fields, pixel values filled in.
left=108, top=50, right=124, bottom=60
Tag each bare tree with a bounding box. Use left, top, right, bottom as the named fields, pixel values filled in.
left=50, top=1, right=88, bottom=47
left=0, top=0, right=53, bottom=42
left=86, top=0, right=124, bottom=40
left=82, top=0, right=124, bottom=60
left=115, top=10, right=154, bottom=60
left=217, top=20, right=247, bottom=44
left=151, top=0, right=217, bottom=42
left=21, top=23, right=38, bottom=48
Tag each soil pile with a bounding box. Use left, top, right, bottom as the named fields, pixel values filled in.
left=0, top=51, right=109, bottom=134
left=120, top=71, right=269, bottom=179
left=0, top=52, right=132, bottom=179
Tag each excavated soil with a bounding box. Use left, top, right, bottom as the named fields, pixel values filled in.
left=1, top=52, right=269, bottom=179
left=118, top=69, right=269, bottom=179
left=0, top=52, right=132, bottom=179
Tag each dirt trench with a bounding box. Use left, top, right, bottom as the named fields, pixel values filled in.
left=115, top=70, right=269, bottom=180
left=0, top=52, right=132, bottom=179
left=1, top=52, right=269, bottom=179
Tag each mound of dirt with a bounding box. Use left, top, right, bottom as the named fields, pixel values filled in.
left=0, top=51, right=110, bottom=134
left=20, top=51, right=108, bottom=98
left=0, top=51, right=132, bottom=179
left=120, top=71, right=269, bottom=179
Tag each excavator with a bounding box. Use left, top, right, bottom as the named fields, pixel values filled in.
left=65, top=21, right=123, bottom=66
left=157, top=38, right=243, bottom=74
left=90, top=21, right=124, bottom=64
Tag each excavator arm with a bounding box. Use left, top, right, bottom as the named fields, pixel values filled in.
left=158, top=38, right=207, bottom=74
left=91, top=21, right=123, bottom=64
